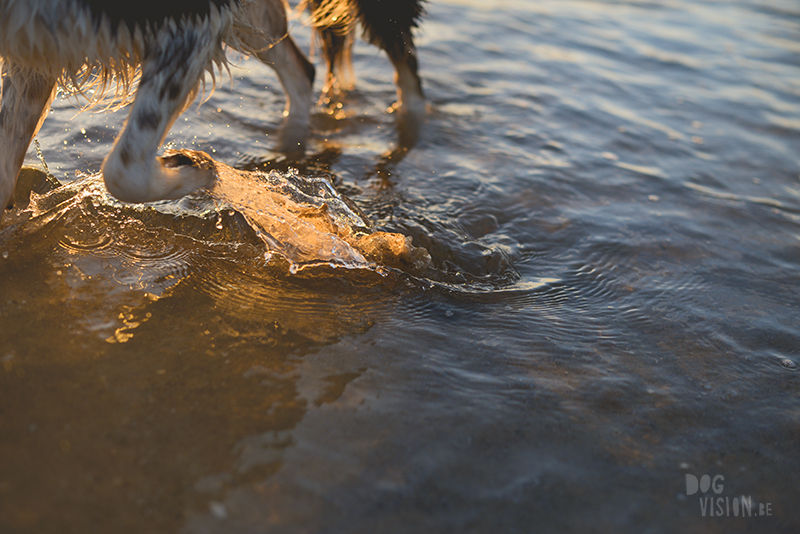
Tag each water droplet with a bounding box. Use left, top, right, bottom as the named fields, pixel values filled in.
left=1, top=251, right=8, bottom=259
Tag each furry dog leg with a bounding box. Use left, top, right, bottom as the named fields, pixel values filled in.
left=385, top=37, right=425, bottom=148
left=101, top=25, right=223, bottom=203
left=317, top=26, right=356, bottom=95
left=0, top=63, right=56, bottom=210
left=237, top=0, right=315, bottom=155
left=357, top=0, right=427, bottom=148
left=311, top=0, right=426, bottom=147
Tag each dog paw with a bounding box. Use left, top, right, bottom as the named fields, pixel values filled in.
left=158, top=149, right=216, bottom=172
left=103, top=149, right=218, bottom=203
left=155, top=149, right=218, bottom=198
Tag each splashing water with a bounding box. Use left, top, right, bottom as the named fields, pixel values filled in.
left=5, top=1, right=800, bottom=531
left=205, top=152, right=431, bottom=272
left=9, top=152, right=431, bottom=275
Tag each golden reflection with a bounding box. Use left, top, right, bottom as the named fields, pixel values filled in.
left=0, top=243, right=386, bottom=533
left=105, top=298, right=158, bottom=344
left=0, top=166, right=397, bottom=533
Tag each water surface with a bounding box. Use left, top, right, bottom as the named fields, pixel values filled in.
left=2, top=0, right=799, bottom=532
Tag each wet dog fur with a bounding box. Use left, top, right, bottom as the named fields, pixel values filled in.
left=0, top=0, right=425, bottom=211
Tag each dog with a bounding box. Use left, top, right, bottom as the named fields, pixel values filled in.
left=306, top=0, right=426, bottom=148
left=0, top=0, right=425, bottom=212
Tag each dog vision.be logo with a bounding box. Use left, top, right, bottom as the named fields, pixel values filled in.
left=685, top=474, right=772, bottom=518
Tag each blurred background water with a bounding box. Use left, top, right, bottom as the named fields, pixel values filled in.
left=1, top=0, right=799, bottom=532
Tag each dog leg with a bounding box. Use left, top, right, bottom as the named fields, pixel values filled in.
left=101, top=27, right=223, bottom=203
left=260, top=36, right=315, bottom=155
left=317, top=27, right=356, bottom=97
left=350, top=0, right=426, bottom=146
left=306, top=0, right=355, bottom=98
left=385, top=39, right=426, bottom=148
left=237, top=0, right=315, bottom=155
left=0, top=63, right=56, bottom=211
left=314, top=0, right=426, bottom=147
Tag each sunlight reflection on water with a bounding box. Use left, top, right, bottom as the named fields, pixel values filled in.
left=2, top=0, right=800, bottom=531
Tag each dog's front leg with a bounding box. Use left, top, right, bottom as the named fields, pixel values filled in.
left=101, top=29, right=220, bottom=203
left=237, top=0, right=315, bottom=156
left=258, top=36, right=315, bottom=156
left=0, top=63, right=56, bottom=211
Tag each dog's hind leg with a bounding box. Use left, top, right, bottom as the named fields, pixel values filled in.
left=101, top=26, right=223, bottom=203
left=316, top=24, right=356, bottom=97
left=236, top=0, right=315, bottom=155
left=0, top=63, right=57, bottom=211
left=318, top=0, right=426, bottom=147
left=384, top=35, right=425, bottom=148
left=349, top=0, right=427, bottom=147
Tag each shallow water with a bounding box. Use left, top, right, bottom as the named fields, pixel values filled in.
left=2, top=0, right=800, bottom=532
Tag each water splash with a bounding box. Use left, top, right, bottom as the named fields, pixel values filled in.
left=204, top=151, right=431, bottom=272
left=10, top=152, right=431, bottom=275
